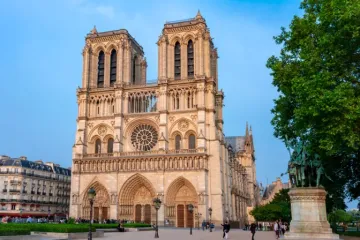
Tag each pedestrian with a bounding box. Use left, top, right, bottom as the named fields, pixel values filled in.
left=250, top=222, right=257, bottom=240
left=221, top=221, right=230, bottom=239
left=202, top=220, right=206, bottom=231
left=274, top=220, right=280, bottom=239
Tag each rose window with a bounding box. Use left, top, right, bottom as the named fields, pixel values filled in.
left=131, top=124, right=158, bottom=151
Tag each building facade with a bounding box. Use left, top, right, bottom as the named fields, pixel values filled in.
left=70, top=12, right=257, bottom=227
left=261, top=177, right=290, bottom=205
left=0, top=156, right=71, bottom=219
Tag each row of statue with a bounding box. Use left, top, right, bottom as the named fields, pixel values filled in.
left=281, top=138, right=332, bottom=188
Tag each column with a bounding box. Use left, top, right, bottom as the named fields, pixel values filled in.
left=117, top=44, right=124, bottom=83
left=204, top=32, right=211, bottom=77
left=104, top=52, right=110, bottom=87
left=181, top=42, right=187, bottom=78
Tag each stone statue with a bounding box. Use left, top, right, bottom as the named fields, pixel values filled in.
left=283, top=137, right=329, bottom=188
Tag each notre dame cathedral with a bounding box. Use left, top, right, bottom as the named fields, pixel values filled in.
left=70, top=11, right=258, bottom=228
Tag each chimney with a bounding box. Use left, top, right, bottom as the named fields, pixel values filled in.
left=19, top=156, right=27, bottom=160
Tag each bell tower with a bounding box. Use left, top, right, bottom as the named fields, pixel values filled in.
left=157, top=11, right=218, bottom=83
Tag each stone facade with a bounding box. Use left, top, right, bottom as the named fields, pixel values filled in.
left=261, top=177, right=290, bottom=205
left=70, top=11, right=257, bottom=227
left=0, top=155, right=71, bottom=220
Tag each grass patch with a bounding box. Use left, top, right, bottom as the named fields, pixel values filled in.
left=339, top=231, right=360, bottom=237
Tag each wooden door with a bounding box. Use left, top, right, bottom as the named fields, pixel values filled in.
left=102, top=207, right=108, bottom=220
left=94, top=207, right=99, bottom=221
left=144, top=204, right=151, bottom=224
left=177, top=205, right=184, bottom=227
left=135, top=204, right=142, bottom=223
left=186, top=208, right=194, bottom=228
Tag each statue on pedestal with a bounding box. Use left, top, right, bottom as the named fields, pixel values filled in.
left=281, top=137, right=332, bottom=188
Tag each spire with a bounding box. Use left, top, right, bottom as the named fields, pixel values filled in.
left=195, top=10, right=203, bottom=20
left=245, top=122, right=249, bottom=137
left=90, top=25, right=98, bottom=34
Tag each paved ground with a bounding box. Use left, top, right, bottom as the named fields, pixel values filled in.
left=84, top=229, right=278, bottom=240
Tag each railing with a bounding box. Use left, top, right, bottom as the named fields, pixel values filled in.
left=2, top=189, right=7, bottom=193
left=80, top=149, right=204, bottom=159
left=165, top=18, right=195, bottom=24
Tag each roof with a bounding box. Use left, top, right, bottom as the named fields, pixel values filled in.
left=0, top=158, right=71, bottom=176
left=86, top=28, right=144, bottom=55
left=225, top=136, right=246, bottom=152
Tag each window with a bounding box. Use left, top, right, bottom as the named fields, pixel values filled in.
left=95, top=139, right=101, bottom=154
left=110, top=49, right=117, bottom=86
left=187, top=40, right=194, bottom=77
left=189, top=134, right=196, bottom=149
left=175, top=135, right=181, bottom=150
left=15, top=168, right=18, bottom=173
left=97, top=51, right=105, bottom=87
left=132, top=56, right=137, bottom=84
left=174, top=42, right=181, bottom=79
left=11, top=204, right=16, bottom=210
left=107, top=138, right=114, bottom=153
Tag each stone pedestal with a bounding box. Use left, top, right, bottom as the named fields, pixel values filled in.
left=284, top=187, right=340, bottom=240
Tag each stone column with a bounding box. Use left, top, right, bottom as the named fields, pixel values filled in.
left=204, top=31, right=211, bottom=77
left=104, top=51, right=110, bottom=87
left=181, top=41, right=187, bottom=78
left=117, top=43, right=124, bottom=83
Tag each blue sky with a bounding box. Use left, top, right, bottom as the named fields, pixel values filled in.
left=0, top=0, right=356, bottom=208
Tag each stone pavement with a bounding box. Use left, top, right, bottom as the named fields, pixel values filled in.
left=81, top=229, right=278, bottom=240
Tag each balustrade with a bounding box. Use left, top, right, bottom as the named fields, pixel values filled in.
left=74, top=154, right=208, bottom=173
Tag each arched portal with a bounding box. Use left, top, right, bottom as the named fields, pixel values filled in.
left=82, top=182, right=110, bottom=221
left=118, top=174, right=156, bottom=223
left=165, top=177, right=197, bottom=228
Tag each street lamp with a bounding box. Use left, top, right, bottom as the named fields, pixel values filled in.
left=187, top=204, right=194, bottom=235
left=195, top=212, right=202, bottom=230
left=20, top=209, right=22, bottom=220
left=208, top=207, right=213, bottom=232
left=153, top=197, right=161, bottom=238
left=87, top=187, right=96, bottom=240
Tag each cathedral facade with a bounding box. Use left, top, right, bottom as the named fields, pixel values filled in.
left=70, top=12, right=257, bottom=227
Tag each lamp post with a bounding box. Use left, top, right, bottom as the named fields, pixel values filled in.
left=208, top=207, right=213, bottom=232
left=195, top=213, right=202, bottom=230
left=187, top=204, right=194, bottom=235
left=20, top=209, right=22, bottom=221
left=87, top=188, right=96, bottom=240
left=153, top=197, right=161, bottom=238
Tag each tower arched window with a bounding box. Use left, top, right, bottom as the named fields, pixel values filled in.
left=187, top=40, right=194, bottom=77
left=107, top=138, right=114, bottom=153
left=175, top=135, right=181, bottom=150
left=97, top=51, right=105, bottom=88
left=110, top=49, right=117, bottom=86
left=188, top=134, right=196, bottom=149
left=95, top=139, right=101, bottom=154
left=174, top=42, right=181, bottom=79
left=132, top=56, right=137, bottom=84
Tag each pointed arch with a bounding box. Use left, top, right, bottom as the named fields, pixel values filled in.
left=81, top=181, right=110, bottom=220
left=118, top=174, right=156, bottom=205
left=165, top=176, right=198, bottom=206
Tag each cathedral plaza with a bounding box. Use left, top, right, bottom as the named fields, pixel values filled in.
left=70, top=11, right=260, bottom=228
left=80, top=229, right=277, bottom=240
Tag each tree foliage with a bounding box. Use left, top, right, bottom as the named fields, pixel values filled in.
left=328, top=209, right=353, bottom=224
left=250, top=189, right=291, bottom=222
left=267, top=0, right=360, bottom=202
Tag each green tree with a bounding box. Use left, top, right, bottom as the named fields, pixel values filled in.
left=272, top=189, right=290, bottom=205
left=328, top=209, right=353, bottom=224
left=266, top=0, right=360, bottom=204
left=250, top=189, right=291, bottom=222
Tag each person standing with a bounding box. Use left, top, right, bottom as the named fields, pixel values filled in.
left=202, top=220, right=206, bottom=231
left=250, top=222, right=257, bottom=240
left=274, top=220, right=280, bottom=239
left=221, top=221, right=230, bottom=239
